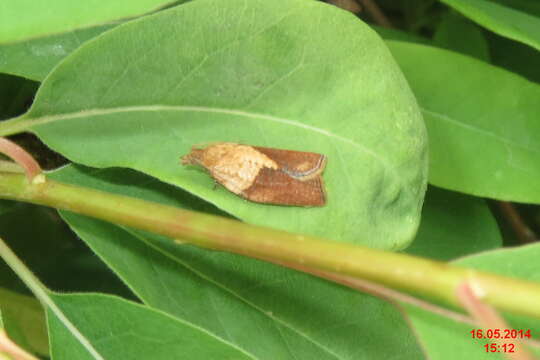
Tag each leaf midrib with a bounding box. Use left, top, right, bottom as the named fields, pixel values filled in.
left=12, top=104, right=405, bottom=187
left=422, top=108, right=540, bottom=156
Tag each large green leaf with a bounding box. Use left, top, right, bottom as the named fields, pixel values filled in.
left=51, top=164, right=424, bottom=359
left=8, top=0, right=428, bottom=249
left=0, top=0, right=182, bottom=44
left=0, top=24, right=116, bottom=81
left=387, top=41, right=540, bottom=203
left=440, top=0, right=540, bottom=51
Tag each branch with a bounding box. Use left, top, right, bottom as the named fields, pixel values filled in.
left=0, top=171, right=539, bottom=319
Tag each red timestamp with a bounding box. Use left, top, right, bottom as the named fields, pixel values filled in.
left=470, top=328, right=531, bottom=339
left=484, top=343, right=515, bottom=353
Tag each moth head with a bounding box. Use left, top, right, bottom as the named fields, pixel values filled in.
left=180, top=147, right=204, bottom=166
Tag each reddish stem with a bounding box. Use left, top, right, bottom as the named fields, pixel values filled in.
left=0, top=138, right=42, bottom=181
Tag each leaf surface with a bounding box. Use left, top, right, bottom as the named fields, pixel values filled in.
left=47, top=292, right=253, bottom=360
left=0, top=25, right=115, bottom=81
left=13, top=0, right=428, bottom=248
left=0, top=287, right=48, bottom=356
left=433, top=12, right=490, bottom=61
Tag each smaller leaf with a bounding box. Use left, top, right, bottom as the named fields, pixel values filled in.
left=0, top=0, right=185, bottom=44
left=0, top=25, right=116, bottom=81
left=48, top=293, right=253, bottom=360
left=0, top=287, right=48, bottom=357
left=433, top=12, right=490, bottom=61
left=441, top=0, right=540, bottom=51
left=405, top=186, right=501, bottom=261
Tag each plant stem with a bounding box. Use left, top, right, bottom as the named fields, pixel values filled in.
left=0, top=138, right=42, bottom=180
left=1, top=171, right=540, bottom=319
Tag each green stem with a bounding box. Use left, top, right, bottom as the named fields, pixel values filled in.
left=1, top=172, right=540, bottom=319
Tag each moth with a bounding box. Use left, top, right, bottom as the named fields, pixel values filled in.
left=181, top=142, right=327, bottom=206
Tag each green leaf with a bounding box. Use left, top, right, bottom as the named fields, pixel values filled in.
left=387, top=41, right=540, bottom=203
left=0, top=24, right=116, bottom=81
left=455, top=243, right=540, bottom=282
left=10, top=0, right=428, bottom=249
left=51, top=164, right=425, bottom=359
left=433, top=12, right=490, bottom=61
left=48, top=293, right=253, bottom=360
left=405, top=186, right=501, bottom=261
left=0, top=287, right=48, bottom=357
left=0, top=0, right=184, bottom=44
left=440, top=0, right=540, bottom=51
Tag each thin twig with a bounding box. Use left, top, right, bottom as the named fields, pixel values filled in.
left=0, top=138, right=42, bottom=182
left=497, top=201, right=537, bottom=243
left=356, top=0, right=393, bottom=27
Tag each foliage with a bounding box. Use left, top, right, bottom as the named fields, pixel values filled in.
left=0, top=0, right=539, bottom=359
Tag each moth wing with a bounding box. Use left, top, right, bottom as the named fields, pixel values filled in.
left=242, top=168, right=326, bottom=206
left=255, top=147, right=326, bottom=171
left=254, top=146, right=326, bottom=179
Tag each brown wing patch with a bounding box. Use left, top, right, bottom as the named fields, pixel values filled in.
left=242, top=168, right=326, bottom=207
